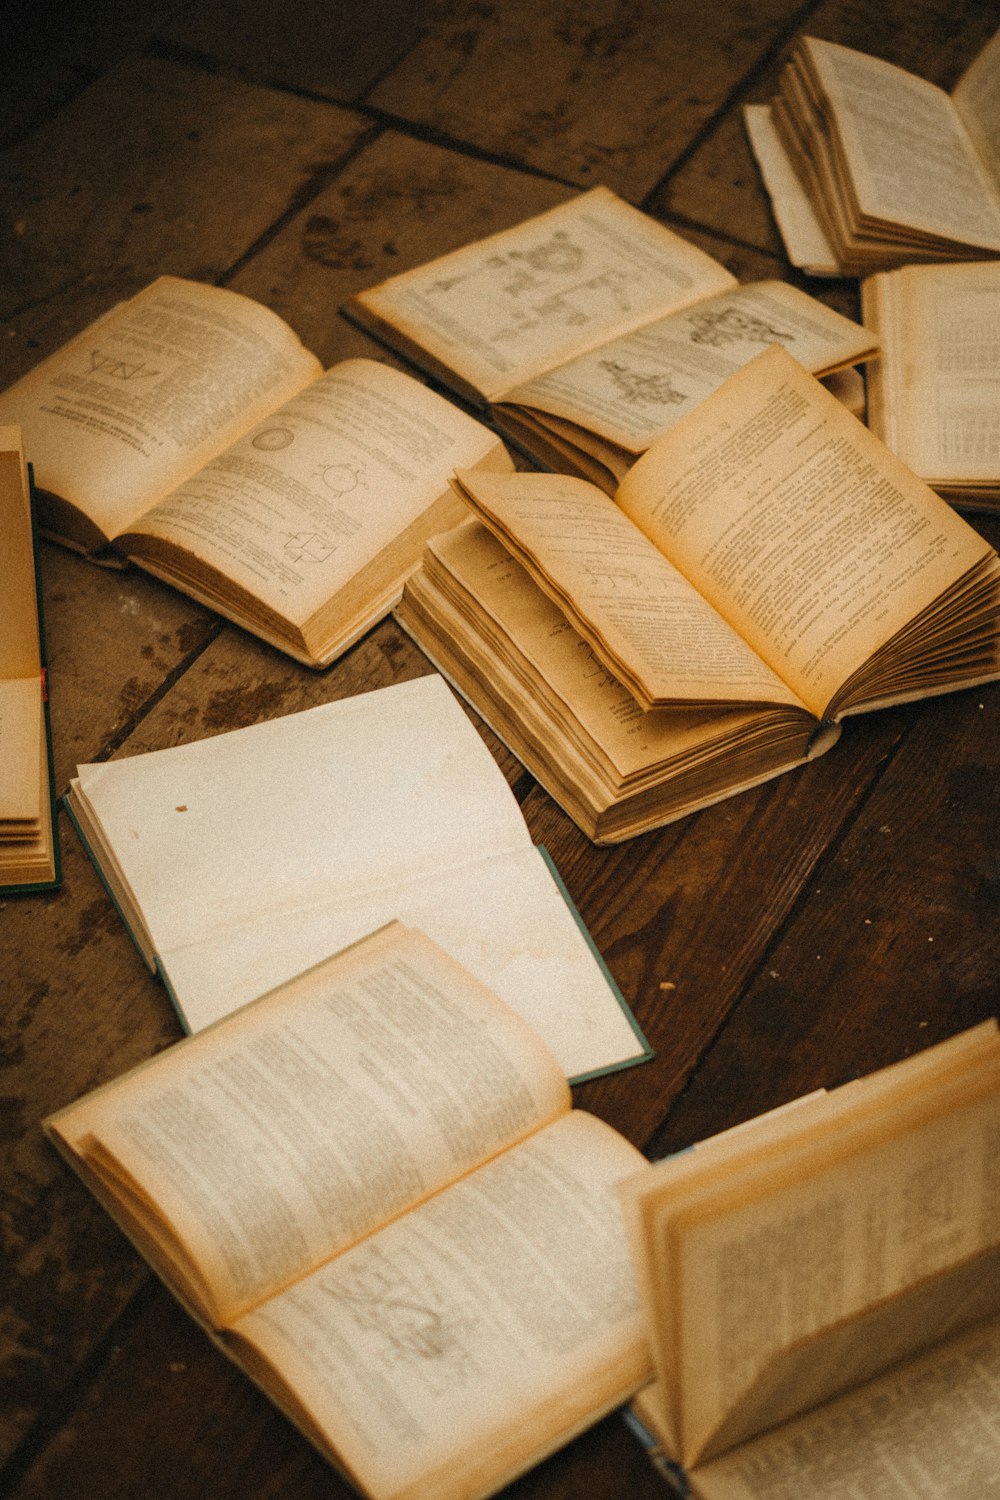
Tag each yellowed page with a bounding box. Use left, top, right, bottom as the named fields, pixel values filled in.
left=953, top=26, right=1000, bottom=191
left=803, top=36, right=1000, bottom=251
left=502, top=281, right=872, bottom=451
left=48, top=923, right=571, bottom=1328
left=350, top=187, right=736, bottom=402
left=0, top=436, right=41, bottom=678
left=0, top=278, right=321, bottom=540
left=692, top=1314, right=1000, bottom=1500
left=0, top=679, right=42, bottom=823
left=670, top=1061, right=1000, bottom=1465
left=230, top=1111, right=650, bottom=1500
left=616, top=346, right=991, bottom=718
left=741, top=105, right=840, bottom=276
left=452, top=469, right=801, bottom=712
left=123, top=360, right=505, bottom=627
left=864, top=261, right=1000, bottom=484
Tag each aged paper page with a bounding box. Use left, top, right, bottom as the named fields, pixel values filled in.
left=501, top=282, right=871, bottom=452
left=693, top=1315, right=1000, bottom=1500
left=50, top=924, right=571, bottom=1327
left=953, top=26, right=1000, bottom=192
left=616, top=347, right=990, bottom=718
left=453, top=469, right=802, bottom=711
left=124, top=360, right=503, bottom=625
left=805, top=37, right=1000, bottom=251
left=70, top=677, right=531, bottom=962
left=0, top=679, right=42, bottom=823
left=159, top=844, right=647, bottom=1083
left=671, top=1069, right=1000, bottom=1464
left=865, top=262, right=1000, bottom=484
left=742, top=105, right=840, bottom=276
left=0, top=278, right=321, bottom=538
left=231, top=1111, right=650, bottom=1500
left=351, top=187, right=736, bottom=401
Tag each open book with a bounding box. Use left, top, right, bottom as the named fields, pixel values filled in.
left=747, top=31, right=1000, bottom=276
left=618, top=1020, right=1000, bottom=1499
left=64, top=674, right=648, bottom=1082
left=395, top=346, right=1000, bottom=843
left=0, top=427, right=59, bottom=892
left=45, top=921, right=652, bottom=1500
left=0, top=277, right=512, bottom=666
left=863, top=259, right=1000, bottom=511
left=344, top=186, right=876, bottom=492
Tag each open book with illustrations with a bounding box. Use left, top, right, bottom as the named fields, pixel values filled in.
left=0, top=427, right=59, bottom=892
left=0, top=277, right=511, bottom=666
left=344, top=187, right=876, bottom=492
left=395, top=346, right=1000, bottom=843
left=746, top=30, right=1000, bottom=276
left=863, top=259, right=1000, bottom=511
left=46, top=920, right=653, bottom=1500
left=619, top=1020, right=1000, bottom=1498
left=64, top=674, right=649, bottom=1082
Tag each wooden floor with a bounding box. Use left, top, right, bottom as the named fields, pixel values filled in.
left=2, top=1, right=999, bottom=1496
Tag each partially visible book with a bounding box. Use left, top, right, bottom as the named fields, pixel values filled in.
left=0, top=426, right=59, bottom=892
left=618, top=1020, right=1000, bottom=1498
left=747, top=31, right=1000, bottom=276
left=64, top=674, right=649, bottom=1082
left=863, top=260, right=1000, bottom=511
left=343, top=186, right=876, bottom=492
left=46, top=920, right=653, bottom=1500
left=0, top=277, right=512, bottom=667
left=395, top=347, right=1000, bottom=843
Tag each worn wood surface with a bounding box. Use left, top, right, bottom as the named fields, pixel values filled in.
left=2, top=2, right=998, bottom=1497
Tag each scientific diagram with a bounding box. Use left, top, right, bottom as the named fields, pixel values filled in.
left=312, top=460, right=364, bottom=496
left=599, top=359, right=687, bottom=407
left=88, top=349, right=160, bottom=380
left=281, top=531, right=337, bottom=564
left=251, top=426, right=295, bottom=451
left=686, top=305, right=794, bottom=348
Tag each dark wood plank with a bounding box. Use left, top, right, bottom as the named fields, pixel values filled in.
left=159, top=0, right=439, bottom=101
left=648, top=675, right=1000, bottom=1160
left=365, top=0, right=807, bottom=200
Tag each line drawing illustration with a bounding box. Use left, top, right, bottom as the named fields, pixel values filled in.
left=313, top=460, right=364, bottom=495
left=686, top=306, right=794, bottom=348
left=252, top=426, right=295, bottom=451
left=282, top=531, right=337, bottom=564
left=599, top=359, right=687, bottom=406
left=88, top=349, right=160, bottom=379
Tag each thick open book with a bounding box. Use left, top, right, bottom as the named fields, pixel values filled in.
left=863, top=260, right=1000, bottom=512
left=618, top=1020, right=1000, bottom=1499
left=0, top=427, right=59, bottom=892
left=64, top=674, right=648, bottom=1082
left=395, top=346, right=1000, bottom=843
left=344, top=186, right=876, bottom=492
left=747, top=31, right=1000, bottom=276
left=45, top=920, right=652, bottom=1500
left=0, top=277, right=512, bottom=667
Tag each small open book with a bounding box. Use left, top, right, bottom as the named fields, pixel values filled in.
left=746, top=30, right=1000, bottom=275
left=0, top=426, right=59, bottom=891
left=396, top=346, right=1000, bottom=842
left=345, top=186, right=875, bottom=492
left=619, top=1021, right=1000, bottom=1499
left=46, top=921, right=652, bottom=1500
left=0, top=277, right=511, bottom=666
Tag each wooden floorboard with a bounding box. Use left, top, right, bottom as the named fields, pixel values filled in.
left=2, top=0, right=997, bottom=1495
